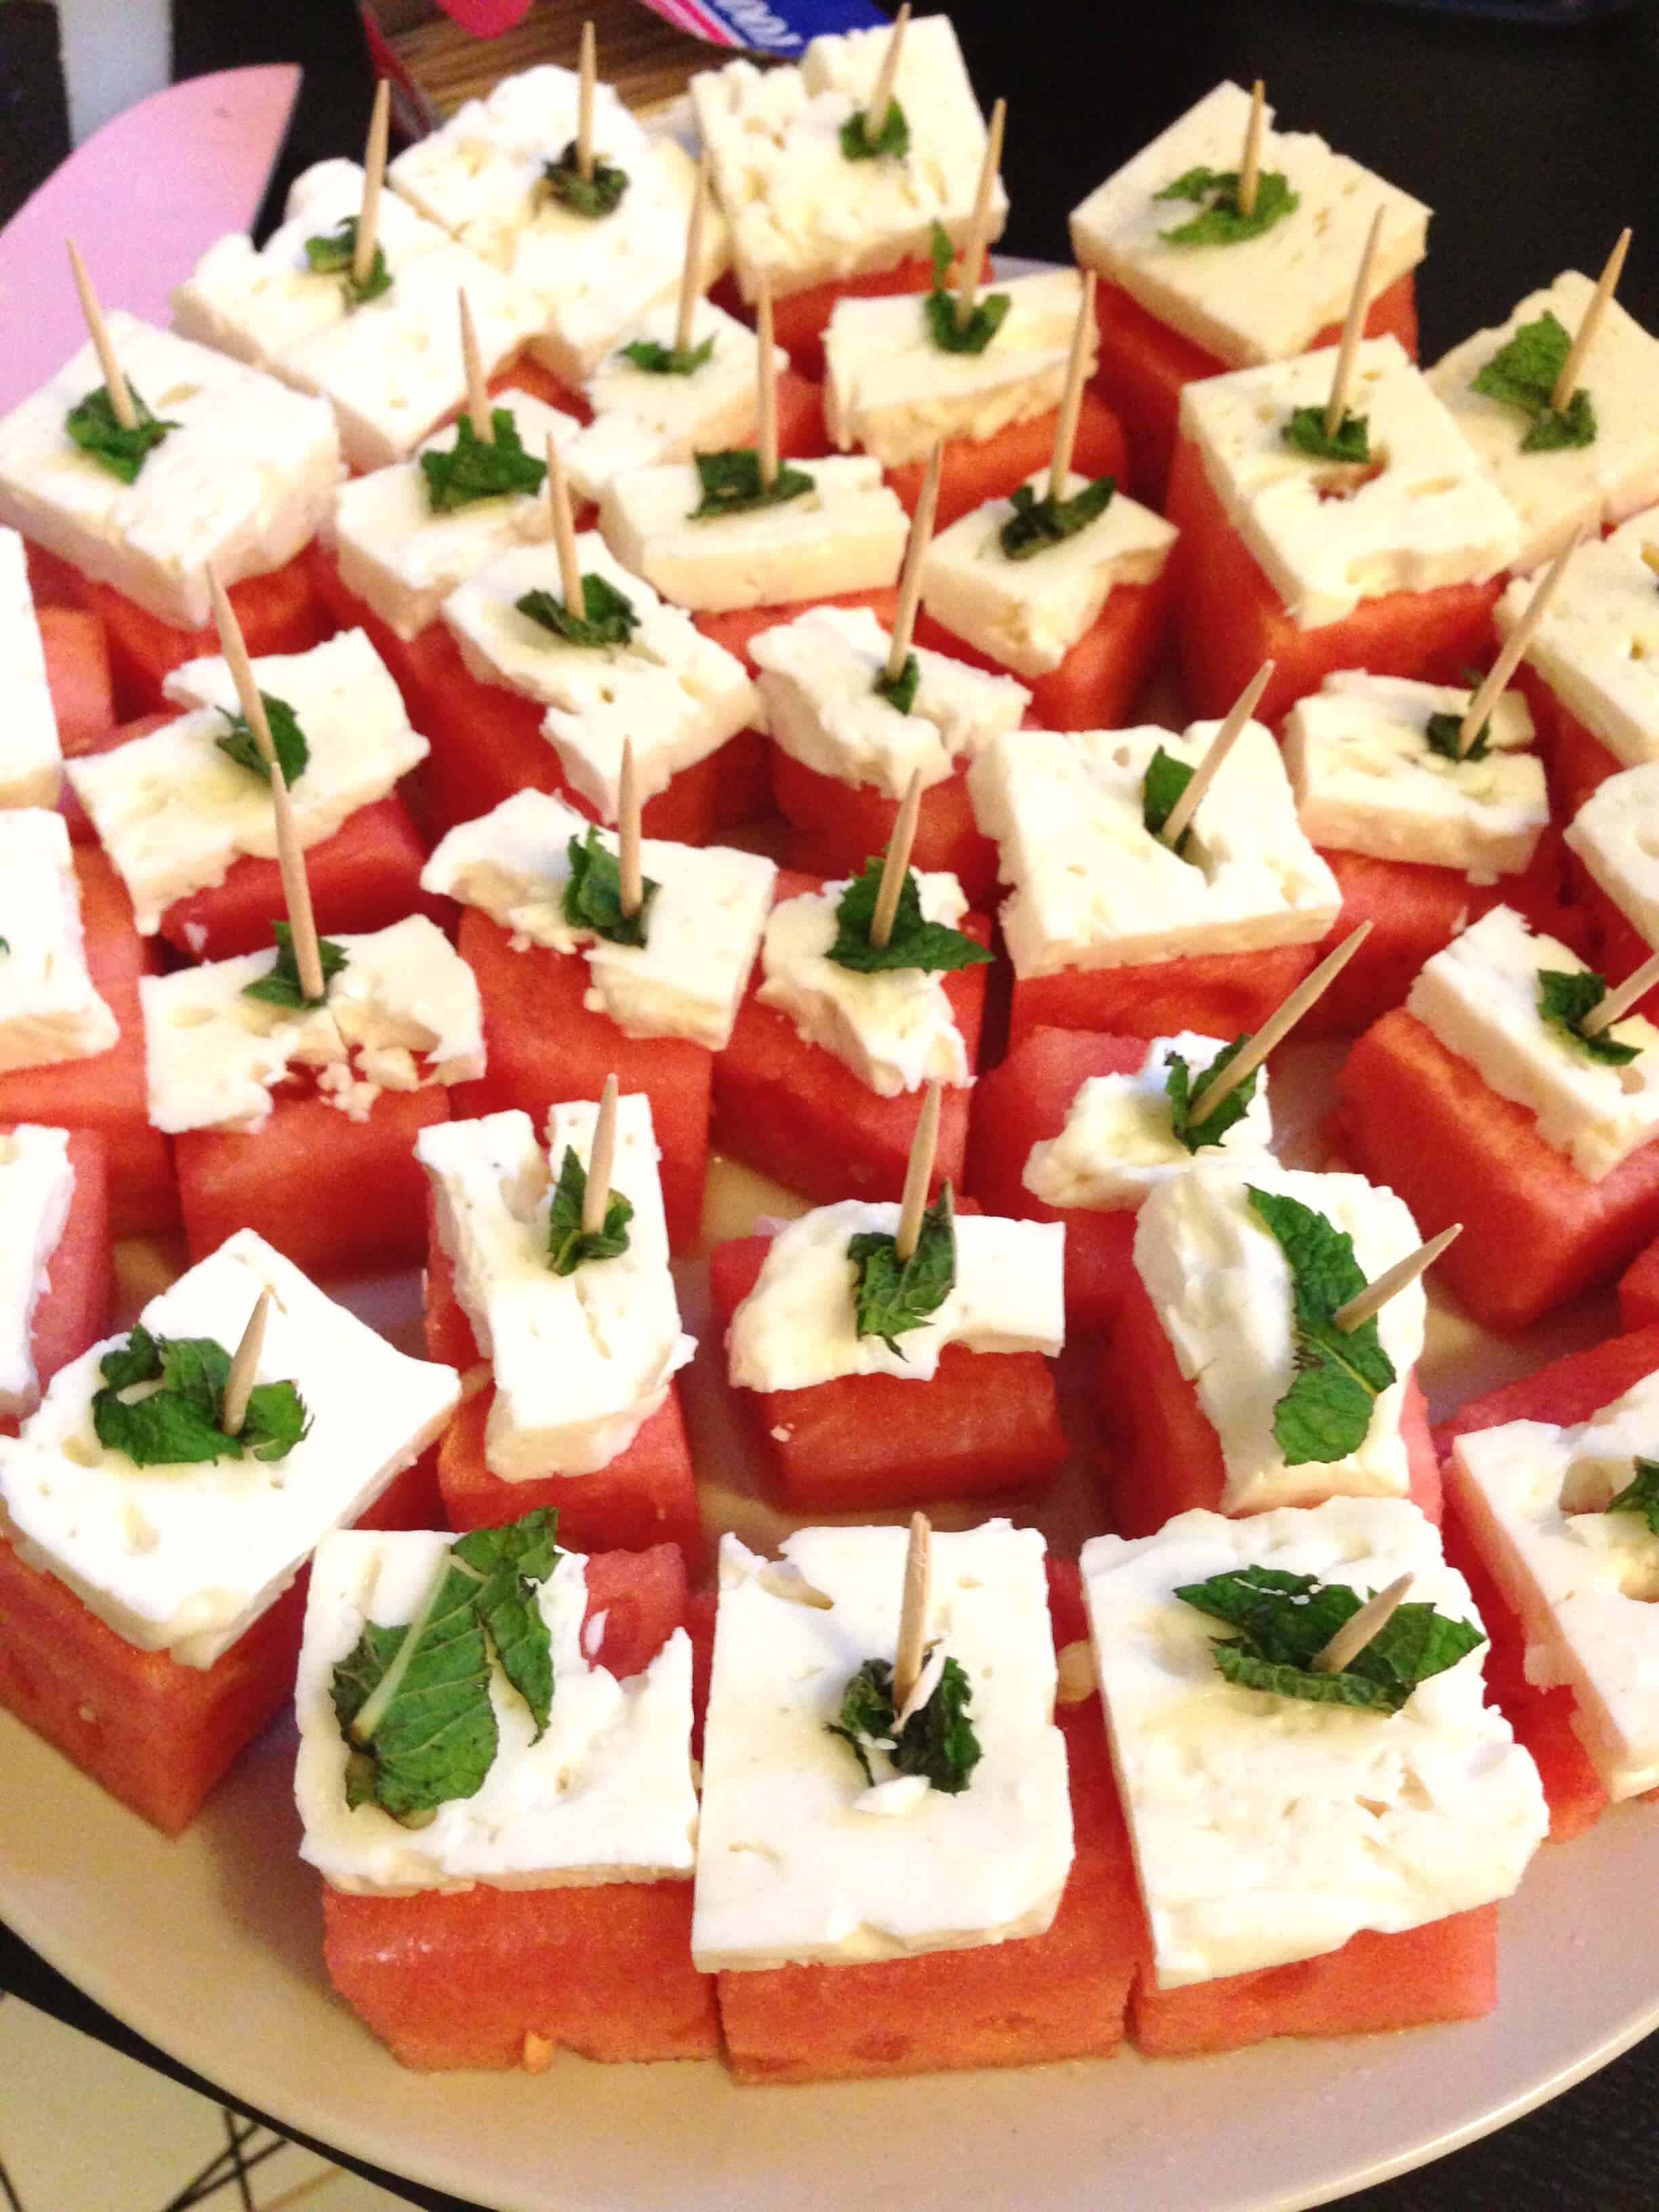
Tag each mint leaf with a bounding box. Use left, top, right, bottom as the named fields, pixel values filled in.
left=91, top=1324, right=310, bottom=1469
left=98, top=1322, right=162, bottom=1393
left=1282, top=405, right=1371, bottom=465
left=1155, top=165, right=1298, bottom=247
left=1607, top=1457, right=1659, bottom=1538
left=922, top=222, right=1010, bottom=356
left=619, top=333, right=715, bottom=377
left=562, top=826, right=658, bottom=947
left=451, top=1510, right=560, bottom=1736
left=1538, top=968, right=1641, bottom=1067
left=848, top=1182, right=956, bottom=1357
left=516, top=572, right=640, bottom=649
left=1471, top=312, right=1597, bottom=452
left=1523, top=388, right=1596, bottom=453
left=419, top=410, right=546, bottom=514
left=872, top=651, right=920, bottom=714
left=214, top=693, right=308, bottom=786
left=242, top=921, right=348, bottom=1010
left=840, top=96, right=909, bottom=162
left=1165, top=1037, right=1258, bottom=1153
left=546, top=1144, right=633, bottom=1276
left=1246, top=1186, right=1397, bottom=1465
left=64, top=384, right=178, bottom=485
left=826, top=1651, right=981, bottom=1793
left=689, top=448, right=815, bottom=520
left=1423, top=707, right=1490, bottom=763
left=541, top=141, right=629, bottom=219
left=1141, top=743, right=1195, bottom=851
left=302, top=218, right=392, bottom=308
left=998, top=474, right=1115, bottom=561
left=827, top=859, right=991, bottom=977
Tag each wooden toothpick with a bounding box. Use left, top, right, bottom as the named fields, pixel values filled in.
left=1580, top=948, right=1659, bottom=1037
left=1048, top=270, right=1099, bottom=501
left=617, top=738, right=644, bottom=920
left=458, top=289, right=491, bottom=440
left=870, top=769, right=924, bottom=949
left=66, top=239, right=136, bottom=431
left=546, top=433, right=585, bottom=622
left=576, top=19, right=597, bottom=183
left=1640, top=543, right=1659, bottom=583
left=1184, top=922, right=1373, bottom=1126
left=209, top=569, right=276, bottom=769
left=674, top=155, right=711, bottom=356
left=1332, top=1225, right=1462, bottom=1334
left=1237, top=79, right=1267, bottom=221
left=886, top=442, right=943, bottom=682
left=1313, top=1574, right=1415, bottom=1676
left=1553, top=227, right=1632, bottom=414
left=1458, top=534, right=1578, bottom=756
left=954, top=96, right=1006, bottom=331
left=354, top=79, right=391, bottom=290
left=1158, top=663, right=1275, bottom=853
left=893, top=1511, right=932, bottom=1711
left=270, top=764, right=327, bottom=1004
left=582, top=1074, right=619, bottom=1235
left=895, top=1082, right=942, bottom=1262
left=865, top=3, right=910, bottom=140
left=1324, top=206, right=1385, bottom=440
left=756, top=281, right=779, bottom=487
left=220, top=1288, right=272, bottom=1439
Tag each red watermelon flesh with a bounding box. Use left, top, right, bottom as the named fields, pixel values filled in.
left=912, top=563, right=1176, bottom=734
left=1009, top=941, right=1319, bottom=1050
left=1547, top=698, right=1627, bottom=822
left=0, top=1128, right=112, bottom=1437
left=1565, top=857, right=1659, bottom=1023
left=769, top=746, right=1000, bottom=910
left=754, top=259, right=937, bottom=384
left=37, top=607, right=114, bottom=754
left=82, top=552, right=329, bottom=720
left=1431, top=1323, right=1659, bottom=1459
left=884, top=392, right=1128, bottom=534
left=305, top=544, right=445, bottom=731
left=1619, top=1240, right=1659, bottom=1332
left=695, top=584, right=901, bottom=678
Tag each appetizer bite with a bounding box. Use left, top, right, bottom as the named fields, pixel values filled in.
left=1, top=525, right=63, bottom=808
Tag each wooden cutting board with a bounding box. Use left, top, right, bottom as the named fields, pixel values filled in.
left=371, top=0, right=720, bottom=119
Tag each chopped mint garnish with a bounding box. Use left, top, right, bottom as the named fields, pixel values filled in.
left=1282, top=405, right=1371, bottom=466
left=1606, top=1458, right=1659, bottom=1537
left=562, top=825, right=657, bottom=947
left=1423, top=709, right=1490, bottom=764
left=827, top=1652, right=981, bottom=1793
left=541, top=141, right=630, bottom=219
left=873, top=652, right=920, bottom=714
left=840, top=97, right=909, bottom=163
left=620, top=334, right=715, bottom=377
left=1538, top=968, right=1641, bottom=1067
left=998, top=474, right=1115, bottom=561
left=1471, top=312, right=1597, bottom=453
left=242, top=922, right=348, bottom=1010
left=1155, top=165, right=1298, bottom=247
left=214, top=693, right=308, bottom=786
left=1175, top=1563, right=1485, bottom=1713
left=64, top=385, right=178, bottom=484
left=827, top=859, right=992, bottom=977
left=91, top=1322, right=310, bottom=1469
left=546, top=1145, right=633, bottom=1276
left=419, top=410, right=546, bottom=514
left=1246, top=1185, right=1397, bottom=1466
left=922, top=222, right=1010, bottom=356
left=1165, top=1037, right=1258, bottom=1154
left=302, top=218, right=392, bottom=308
left=332, top=1508, right=560, bottom=1823
left=516, top=572, right=640, bottom=649
left=0, top=938, right=8, bottom=957
left=689, top=448, right=815, bottom=520
left=1141, top=743, right=1196, bottom=853
left=848, top=1182, right=956, bottom=1358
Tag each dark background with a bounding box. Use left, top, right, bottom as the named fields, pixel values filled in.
left=6, top=0, right=1659, bottom=2205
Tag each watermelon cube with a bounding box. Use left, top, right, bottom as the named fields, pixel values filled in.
left=1620, top=1241, right=1659, bottom=1332
left=0, top=1128, right=111, bottom=1436
left=1549, top=699, right=1627, bottom=822
left=37, top=606, right=113, bottom=753
left=1431, top=1324, right=1659, bottom=1460
left=1009, top=942, right=1320, bottom=1052
left=693, top=585, right=899, bottom=679
left=913, top=565, right=1175, bottom=735
left=884, top=392, right=1129, bottom=534
left=729, top=260, right=937, bottom=385
left=769, top=746, right=1000, bottom=911
left=81, top=549, right=330, bottom=720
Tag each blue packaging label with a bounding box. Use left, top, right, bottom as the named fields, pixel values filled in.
left=638, top=0, right=886, bottom=54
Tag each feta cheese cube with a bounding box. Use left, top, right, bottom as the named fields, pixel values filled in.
left=0, top=527, right=60, bottom=810
left=728, top=1199, right=1064, bottom=1392
left=1408, top=904, right=1659, bottom=1182
left=1450, top=1370, right=1659, bottom=1800
left=598, top=452, right=907, bottom=613
left=439, top=532, right=758, bottom=821
left=0, top=314, right=343, bottom=630
left=756, top=869, right=975, bottom=1095
left=825, top=268, right=1091, bottom=468
left=0, top=1229, right=461, bottom=1668
left=1283, top=670, right=1547, bottom=881
left=416, top=1099, right=695, bottom=1481
left=921, top=470, right=1176, bottom=679
left=66, top=629, right=428, bottom=934
left=142, top=914, right=485, bottom=1135
left=1023, top=1032, right=1274, bottom=1212
left=420, top=790, right=775, bottom=1051
left=295, top=1529, right=699, bottom=1896
left=0, top=1126, right=75, bottom=1421
left=0, top=811, right=118, bottom=1075
left=1133, top=1158, right=1427, bottom=1515
left=325, top=391, right=577, bottom=643
left=1069, top=80, right=1430, bottom=370
left=1080, top=1497, right=1546, bottom=1989
left=692, top=1521, right=1071, bottom=1970
left=1178, top=337, right=1519, bottom=630
left=968, top=718, right=1340, bottom=981
left=1430, top=272, right=1659, bottom=573
left=752, top=601, right=1029, bottom=799
left=1494, top=509, right=1659, bottom=771
left=691, top=16, right=1002, bottom=304
left=1566, top=758, right=1659, bottom=951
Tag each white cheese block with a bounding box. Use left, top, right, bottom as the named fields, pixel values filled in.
left=1494, top=510, right=1659, bottom=771
left=440, top=533, right=758, bottom=821
left=1283, top=670, right=1548, bottom=881
left=1450, top=1370, right=1659, bottom=1801
left=295, top=1532, right=698, bottom=1896
left=420, top=790, right=775, bottom=1052
left=0, top=1126, right=75, bottom=1422
left=326, top=391, right=578, bottom=642
left=0, top=811, right=119, bottom=1075
left=824, top=268, right=1090, bottom=468
left=0, top=526, right=60, bottom=810
left=728, top=1199, right=1064, bottom=1391
left=599, top=451, right=907, bottom=614
left=0, top=313, right=343, bottom=630
left=142, top=914, right=485, bottom=1135
left=1408, top=903, right=1659, bottom=1183
left=1133, top=1158, right=1427, bottom=1515
left=1080, top=1497, right=1547, bottom=1989
left=1567, top=758, right=1659, bottom=951
left=693, top=1521, right=1071, bottom=1971
left=1179, top=337, right=1519, bottom=630
left=691, top=15, right=1002, bottom=304
left=0, top=1229, right=460, bottom=1669
left=756, top=870, right=975, bottom=1097
left=921, top=470, right=1176, bottom=679
left=1069, top=81, right=1429, bottom=369
left=968, top=718, right=1340, bottom=981
left=66, top=629, right=428, bottom=935
left=752, top=601, right=1029, bottom=799
left=1023, top=1032, right=1274, bottom=1212
left=1430, top=272, right=1659, bottom=572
